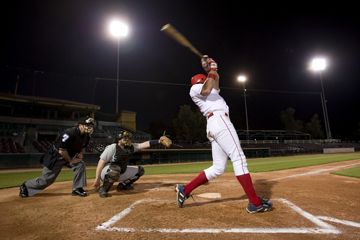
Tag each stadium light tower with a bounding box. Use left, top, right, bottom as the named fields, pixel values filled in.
left=309, top=57, right=332, bottom=139
left=237, top=75, right=249, bottom=141
left=108, top=18, right=129, bottom=114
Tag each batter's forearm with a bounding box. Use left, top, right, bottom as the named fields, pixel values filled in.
left=208, top=70, right=219, bottom=89
left=201, top=78, right=214, bottom=96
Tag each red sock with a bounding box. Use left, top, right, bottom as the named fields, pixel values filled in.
left=184, top=171, right=208, bottom=196
left=236, top=173, right=261, bottom=206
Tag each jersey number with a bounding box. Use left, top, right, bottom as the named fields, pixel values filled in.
left=62, top=134, right=69, bottom=142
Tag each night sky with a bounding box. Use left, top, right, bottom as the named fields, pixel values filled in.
left=2, top=1, right=360, bottom=139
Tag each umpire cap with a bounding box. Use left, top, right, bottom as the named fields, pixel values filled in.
left=78, top=116, right=95, bottom=126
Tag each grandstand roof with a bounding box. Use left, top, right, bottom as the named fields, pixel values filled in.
left=0, top=93, right=100, bottom=111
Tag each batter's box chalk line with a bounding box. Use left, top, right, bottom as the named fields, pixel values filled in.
left=95, top=198, right=359, bottom=234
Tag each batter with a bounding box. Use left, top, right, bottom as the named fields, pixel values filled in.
left=175, top=55, right=273, bottom=213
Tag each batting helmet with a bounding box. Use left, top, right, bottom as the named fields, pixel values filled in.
left=191, top=74, right=206, bottom=85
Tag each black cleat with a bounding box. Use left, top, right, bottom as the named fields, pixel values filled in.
left=175, top=184, right=189, bottom=208
left=19, top=183, right=29, bottom=198
left=71, top=188, right=88, bottom=197
left=116, top=182, right=134, bottom=191
left=246, top=197, right=273, bottom=213
left=99, top=187, right=109, bottom=198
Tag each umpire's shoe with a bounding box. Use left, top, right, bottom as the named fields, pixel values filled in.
left=71, top=188, right=88, bottom=197
left=176, top=184, right=188, bottom=208
left=19, top=182, right=29, bottom=198
left=246, top=197, right=273, bottom=214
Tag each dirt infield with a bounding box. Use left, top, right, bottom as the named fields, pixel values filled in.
left=1, top=160, right=360, bottom=240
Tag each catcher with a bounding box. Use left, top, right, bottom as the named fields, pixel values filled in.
left=92, top=130, right=172, bottom=198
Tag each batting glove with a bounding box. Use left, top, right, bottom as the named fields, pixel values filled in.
left=201, top=55, right=218, bottom=72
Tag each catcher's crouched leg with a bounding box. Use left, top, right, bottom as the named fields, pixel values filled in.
left=99, top=165, right=121, bottom=198
left=117, top=166, right=145, bottom=191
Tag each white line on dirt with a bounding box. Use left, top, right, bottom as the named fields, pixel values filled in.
left=271, top=162, right=360, bottom=181
left=96, top=199, right=148, bottom=230
left=96, top=198, right=341, bottom=234
left=106, top=227, right=339, bottom=234
left=277, top=198, right=338, bottom=231
left=317, top=216, right=360, bottom=228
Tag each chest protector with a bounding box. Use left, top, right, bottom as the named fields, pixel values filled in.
left=110, top=145, right=134, bottom=174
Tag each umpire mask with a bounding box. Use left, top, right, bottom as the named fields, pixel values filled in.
left=84, top=124, right=94, bottom=135
left=79, top=117, right=95, bottom=135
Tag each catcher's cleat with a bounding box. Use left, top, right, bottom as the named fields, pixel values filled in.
left=246, top=197, right=273, bottom=214
left=19, top=182, right=29, bottom=198
left=116, top=182, right=134, bottom=191
left=71, top=188, right=88, bottom=197
left=98, top=187, right=109, bottom=198
left=176, top=184, right=188, bottom=208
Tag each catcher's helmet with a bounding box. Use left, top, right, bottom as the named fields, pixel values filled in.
left=114, top=130, right=133, bottom=143
left=191, top=74, right=206, bottom=85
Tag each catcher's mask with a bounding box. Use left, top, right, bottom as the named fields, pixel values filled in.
left=115, top=131, right=133, bottom=147
left=191, top=74, right=206, bottom=85
left=78, top=117, right=95, bottom=135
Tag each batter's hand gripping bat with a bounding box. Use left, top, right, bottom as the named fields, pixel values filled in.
left=161, top=23, right=203, bottom=58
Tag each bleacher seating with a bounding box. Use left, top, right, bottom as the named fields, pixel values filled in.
left=15, top=142, right=25, bottom=153
left=1, top=118, right=359, bottom=155
left=0, top=138, right=25, bottom=153
left=32, top=140, right=47, bottom=153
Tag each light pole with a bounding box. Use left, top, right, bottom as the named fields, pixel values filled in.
left=309, top=57, right=332, bottom=139
left=108, top=19, right=129, bottom=114
left=237, top=75, right=249, bottom=141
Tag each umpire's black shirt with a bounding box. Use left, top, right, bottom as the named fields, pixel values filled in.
left=54, top=127, right=90, bottom=158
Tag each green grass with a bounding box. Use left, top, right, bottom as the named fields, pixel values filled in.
left=0, top=170, right=97, bottom=189
left=243, top=153, right=360, bottom=172
left=332, top=166, right=360, bottom=179
left=1, top=152, right=359, bottom=188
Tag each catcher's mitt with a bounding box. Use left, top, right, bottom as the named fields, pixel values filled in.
left=159, top=136, right=172, bottom=148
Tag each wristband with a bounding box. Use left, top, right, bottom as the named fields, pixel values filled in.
left=149, top=139, right=159, bottom=146
left=207, top=73, right=217, bottom=80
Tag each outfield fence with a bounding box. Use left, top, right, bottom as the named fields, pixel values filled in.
left=0, top=148, right=271, bottom=169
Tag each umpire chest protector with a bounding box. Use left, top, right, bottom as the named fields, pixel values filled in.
left=110, top=144, right=135, bottom=174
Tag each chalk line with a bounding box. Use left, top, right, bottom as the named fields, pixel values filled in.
left=317, top=216, right=360, bottom=228
left=96, top=198, right=341, bottom=234
left=271, top=162, right=360, bottom=181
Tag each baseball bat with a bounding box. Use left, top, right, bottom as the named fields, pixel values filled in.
left=161, top=23, right=203, bottom=58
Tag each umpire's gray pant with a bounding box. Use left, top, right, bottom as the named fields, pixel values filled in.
left=24, top=159, right=87, bottom=196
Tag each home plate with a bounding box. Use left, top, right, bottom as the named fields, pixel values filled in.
left=196, top=192, right=222, bottom=199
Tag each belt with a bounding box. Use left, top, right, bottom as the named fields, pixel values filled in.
left=207, top=112, right=228, bottom=119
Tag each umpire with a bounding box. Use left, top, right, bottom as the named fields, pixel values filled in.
left=19, top=116, right=95, bottom=198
